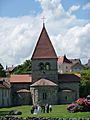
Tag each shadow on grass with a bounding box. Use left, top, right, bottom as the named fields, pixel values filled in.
left=0, top=111, right=10, bottom=116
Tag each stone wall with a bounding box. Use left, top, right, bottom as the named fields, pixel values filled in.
left=11, top=83, right=30, bottom=92
left=16, top=92, right=32, bottom=105
left=11, top=83, right=31, bottom=106
left=31, top=86, right=58, bottom=105
left=32, top=59, right=58, bottom=83
left=58, top=82, right=79, bottom=104
left=58, top=63, right=71, bottom=73
left=0, top=88, right=11, bottom=107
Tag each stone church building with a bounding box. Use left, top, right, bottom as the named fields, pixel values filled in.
left=30, top=24, right=80, bottom=105
left=0, top=24, right=80, bottom=107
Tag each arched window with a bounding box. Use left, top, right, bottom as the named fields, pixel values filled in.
left=39, top=62, right=51, bottom=70
left=45, top=62, right=50, bottom=70
left=39, top=63, right=44, bottom=70
left=43, top=92, right=47, bottom=100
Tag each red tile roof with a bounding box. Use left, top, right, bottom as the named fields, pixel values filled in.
left=31, top=24, right=57, bottom=59
left=58, top=74, right=80, bottom=82
left=10, top=74, right=32, bottom=83
left=31, top=78, right=58, bottom=86
left=58, top=55, right=72, bottom=64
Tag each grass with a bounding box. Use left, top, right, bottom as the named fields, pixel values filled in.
left=0, top=105, right=90, bottom=118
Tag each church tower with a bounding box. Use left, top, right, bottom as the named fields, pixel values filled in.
left=31, top=24, right=58, bottom=83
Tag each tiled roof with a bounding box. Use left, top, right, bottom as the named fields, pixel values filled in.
left=17, top=89, right=31, bottom=93
left=10, top=74, right=32, bottom=83
left=58, top=74, right=80, bottom=82
left=6, top=66, right=16, bottom=72
left=58, top=55, right=72, bottom=64
left=31, top=78, right=58, bottom=86
left=71, top=62, right=85, bottom=68
left=31, top=24, right=57, bottom=59
left=69, top=59, right=81, bottom=64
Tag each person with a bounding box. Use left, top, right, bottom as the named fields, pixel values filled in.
left=37, top=104, right=41, bottom=114
left=46, top=104, right=49, bottom=113
left=49, top=105, right=52, bottom=112
left=33, top=104, right=38, bottom=114
left=41, top=105, right=45, bottom=113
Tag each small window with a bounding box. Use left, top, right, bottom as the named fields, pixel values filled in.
left=45, top=63, right=50, bottom=70
left=39, top=63, right=44, bottom=70
left=43, top=92, right=47, bottom=100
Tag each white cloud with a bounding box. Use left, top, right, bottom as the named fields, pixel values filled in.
left=68, top=5, right=80, bottom=14
left=0, top=0, right=90, bottom=67
left=52, top=23, right=90, bottom=60
left=83, top=2, right=90, bottom=11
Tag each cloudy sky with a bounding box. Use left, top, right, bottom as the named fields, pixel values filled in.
left=0, top=0, right=90, bottom=67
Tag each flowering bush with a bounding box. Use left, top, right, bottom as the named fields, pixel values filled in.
left=67, top=98, right=90, bottom=112
left=67, top=103, right=79, bottom=112
left=76, top=98, right=87, bottom=106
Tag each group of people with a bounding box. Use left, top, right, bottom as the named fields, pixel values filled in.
left=31, top=104, right=52, bottom=114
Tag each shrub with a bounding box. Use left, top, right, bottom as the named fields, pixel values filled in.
left=67, top=98, right=90, bottom=112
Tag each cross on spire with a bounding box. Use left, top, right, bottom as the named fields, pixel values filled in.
left=41, top=16, right=46, bottom=26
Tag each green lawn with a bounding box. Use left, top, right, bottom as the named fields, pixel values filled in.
left=0, top=105, right=90, bottom=118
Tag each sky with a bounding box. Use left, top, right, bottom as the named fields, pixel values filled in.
left=0, top=0, right=90, bottom=67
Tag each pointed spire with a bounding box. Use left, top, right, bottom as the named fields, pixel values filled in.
left=31, top=25, right=57, bottom=59
left=43, top=22, right=45, bottom=28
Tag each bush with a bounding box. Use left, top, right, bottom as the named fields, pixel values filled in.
left=67, top=98, right=90, bottom=112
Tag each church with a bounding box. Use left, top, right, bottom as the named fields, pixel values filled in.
left=0, top=23, right=80, bottom=107
left=30, top=23, right=80, bottom=105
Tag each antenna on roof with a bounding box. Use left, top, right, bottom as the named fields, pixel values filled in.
left=41, top=16, right=46, bottom=27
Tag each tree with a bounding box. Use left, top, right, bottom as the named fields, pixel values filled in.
left=12, top=60, right=32, bottom=74
left=0, top=63, right=6, bottom=77
left=80, top=69, right=90, bottom=97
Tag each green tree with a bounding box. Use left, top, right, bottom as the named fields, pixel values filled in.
left=0, top=63, right=6, bottom=77
left=13, top=60, right=32, bottom=74
left=80, top=69, right=90, bottom=97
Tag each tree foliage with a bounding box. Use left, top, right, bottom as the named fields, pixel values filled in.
left=12, top=60, right=32, bottom=74
left=0, top=63, right=6, bottom=77
left=80, top=69, right=90, bottom=97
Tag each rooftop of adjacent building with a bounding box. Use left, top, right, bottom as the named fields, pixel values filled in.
left=9, top=74, right=32, bottom=83
left=5, top=65, right=16, bottom=73
left=58, top=74, right=80, bottom=83
left=58, top=55, right=72, bottom=64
